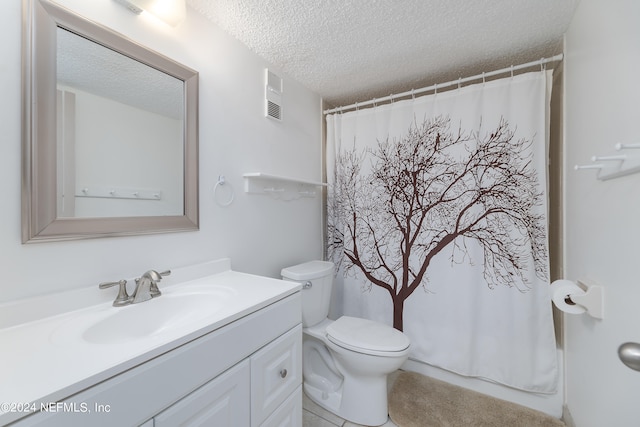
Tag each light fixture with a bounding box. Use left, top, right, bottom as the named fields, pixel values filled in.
left=115, top=0, right=186, bottom=27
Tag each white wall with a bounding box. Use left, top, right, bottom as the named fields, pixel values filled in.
left=0, top=0, right=323, bottom=303
left=564, top=0, right=640, bottom=425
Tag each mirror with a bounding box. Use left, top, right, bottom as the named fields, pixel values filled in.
left=22, top=0, right=199, bottom=242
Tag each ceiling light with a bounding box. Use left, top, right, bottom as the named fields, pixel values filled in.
left=115, top=0, right=186, bottom=27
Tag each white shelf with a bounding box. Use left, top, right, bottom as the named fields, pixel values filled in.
left=575, top=143, right=640, bottom=181
left=597, top=161, right=640, bottom=181
left=243, top=173, right=326, bottom=199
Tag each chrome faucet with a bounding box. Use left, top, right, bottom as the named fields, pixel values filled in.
left=132, top=270, right=170, bottom=304
left=99, top=269, right=171, bottom=306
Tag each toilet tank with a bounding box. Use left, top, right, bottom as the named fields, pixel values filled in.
left=281, top=261, right=334, bottom=327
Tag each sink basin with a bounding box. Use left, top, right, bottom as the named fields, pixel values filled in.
left=51, top=284, right=238, bottom=345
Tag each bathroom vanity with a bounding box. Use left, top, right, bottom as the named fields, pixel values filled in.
left=0, top=259, right=302, bottom=426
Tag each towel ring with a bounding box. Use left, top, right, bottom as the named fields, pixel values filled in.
left=213, top=175, right=234, bottom=207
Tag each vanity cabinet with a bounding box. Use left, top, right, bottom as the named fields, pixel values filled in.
left=9, top=293, right=301, bottom=427
left=150, top=325, right=302, bottom=427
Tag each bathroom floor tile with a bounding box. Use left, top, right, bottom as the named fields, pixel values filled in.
left=343, top=419, right=397, bottom=427
left=304, top=409, right=342, bottom=427
left=303, top=394, right=345, bottom=426
left=303, top=408, right=397, bottom=427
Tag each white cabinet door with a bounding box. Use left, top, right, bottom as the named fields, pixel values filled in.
left=251, top=325, right=302, bottom=427
left=259, top=385, right=302, bottom=427
left=154, top=359, right=250, bottom=427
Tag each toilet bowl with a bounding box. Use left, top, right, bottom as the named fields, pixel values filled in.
left=282, top=261, right=410, bottom=426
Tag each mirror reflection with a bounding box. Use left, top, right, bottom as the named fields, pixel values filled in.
left=56, top=28, right=185, bottom=218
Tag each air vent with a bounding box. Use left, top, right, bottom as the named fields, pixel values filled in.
left=267, top=100, right=282, bottom=120
left=265, top=69, right=282, bottom=121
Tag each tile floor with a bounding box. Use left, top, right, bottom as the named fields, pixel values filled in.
left=302, top=371, right=400, bottom=427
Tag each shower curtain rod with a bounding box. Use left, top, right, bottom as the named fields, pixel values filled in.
left=323, top=53, right=564, bottom=115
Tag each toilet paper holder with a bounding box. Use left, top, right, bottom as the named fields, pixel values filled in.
left=566, top=281, right=604, bottom=320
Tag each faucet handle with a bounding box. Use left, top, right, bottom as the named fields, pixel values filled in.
left=148, top=269, right=170, bottom=298
left=99, top=279, right=131, bottom=307
left=153, top=270, right=171, bottom=295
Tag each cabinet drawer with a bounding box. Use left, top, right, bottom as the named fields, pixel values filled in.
left=250, top=325, right=302, bottom=427
left=260, top=385, right=302, bottom=427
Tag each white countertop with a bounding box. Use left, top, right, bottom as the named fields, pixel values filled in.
left=0, top=259, right=300, bottom=425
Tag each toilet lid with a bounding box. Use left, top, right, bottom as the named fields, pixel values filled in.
left=325, top=316, right=410, bottom=353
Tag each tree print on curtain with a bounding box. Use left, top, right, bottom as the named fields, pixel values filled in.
left=327, top=115, right=548, bottom=331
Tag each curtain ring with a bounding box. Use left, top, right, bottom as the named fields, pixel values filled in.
left=434, top=83, right=437, bottom=95
left=390, top=94, right=394, bottom=104
left=373, top=98, right=377, bottom=107
left=355, top=102, right=359, bottom=111
left=540, top=58, right=545, bottom=71
left=458, top=77, right=462, bottom=89
left=411, top=89, right=415, bottom=100
left=482, top=72, right=486, bottom=83
left=510, top=65, right=514, bottom=78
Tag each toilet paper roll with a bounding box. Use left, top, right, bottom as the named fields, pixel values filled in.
left=551, top=279, right=587, bottom=314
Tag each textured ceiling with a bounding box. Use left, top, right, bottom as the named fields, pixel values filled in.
left=188, top=0, right=579, bottom=108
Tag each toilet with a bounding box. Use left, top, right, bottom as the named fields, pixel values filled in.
left=281, top=260, right=410, bottom=426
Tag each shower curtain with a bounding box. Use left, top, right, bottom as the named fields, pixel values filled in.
left=326, top=71, right=558, bottom=393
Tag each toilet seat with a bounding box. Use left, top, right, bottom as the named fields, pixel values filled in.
left=325, top=316, right=410, bottom=356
